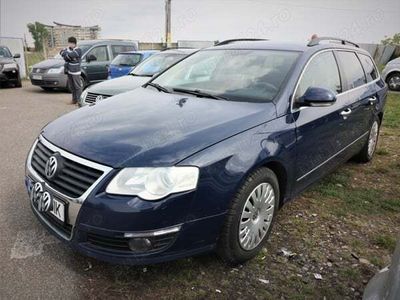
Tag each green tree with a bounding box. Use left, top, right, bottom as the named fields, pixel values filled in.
left=27, top=22, right=49, bottom=51
left=381, top=33, right=400, bottom=45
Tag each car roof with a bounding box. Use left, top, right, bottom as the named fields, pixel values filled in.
left=78, top=39, right=136, bottom=46
left=210, top=40, right=370, bottom=56
left=118, top=50, right=160, bottom=55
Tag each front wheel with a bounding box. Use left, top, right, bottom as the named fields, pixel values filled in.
left=354, top=118, right=380, bottom=163
left=217, top=167, right=279, bottom=265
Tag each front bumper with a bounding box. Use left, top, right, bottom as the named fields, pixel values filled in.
left=25, top=136, right=224, bottom=265
left=29, top=72, right=68, bottom=89
left=0, top=69, right=19, bottom=82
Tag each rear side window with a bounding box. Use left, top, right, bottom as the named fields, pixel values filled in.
left=358, top=54, right=378, bottom=82
left=111, top=45, right=135, bottom=58
left=295, top=51, right=341, bottom=100
left=336, top=51, right=366, bottom=90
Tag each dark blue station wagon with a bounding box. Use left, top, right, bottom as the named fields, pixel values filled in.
left=25, top=38, right=387, bottom=265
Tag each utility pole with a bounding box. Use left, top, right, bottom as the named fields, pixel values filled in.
left=165, top=0, right=172, bottom=47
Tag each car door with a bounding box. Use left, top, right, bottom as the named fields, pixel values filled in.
left=83, top=45, right=110, bottom=82
left=334, top=51, right=375, bottom=146
left=292, top=50, right=348, bottom=193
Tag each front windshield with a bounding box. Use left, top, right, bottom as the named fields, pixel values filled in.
left=131, top=53, right=185, bottom=76
left=0, top=47, right=12, bottom=58
left=152, top=49, right=300, bottom=102
left=112, top=53, right=142, bottom=66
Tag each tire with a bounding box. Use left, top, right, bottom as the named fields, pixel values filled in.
left=41, top=87, right=54, bottom=91
left=15, top=76, right=22, bottom=88
left=386, top=72, right=400, bottom=91
left=217, top=167, right=279, bottom=265
left=354, top=117, right=380, bottom=163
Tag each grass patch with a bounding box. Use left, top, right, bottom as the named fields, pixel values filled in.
left=383, top=93, right=400, bottom=129
left=375, top=148, right=389, bottom=156
left=374, top=235, right=396, bottom=252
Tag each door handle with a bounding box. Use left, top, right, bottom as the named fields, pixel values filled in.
left=368, top=96, right=377, bottom=105
left=340, top=108, right=352, bottom=116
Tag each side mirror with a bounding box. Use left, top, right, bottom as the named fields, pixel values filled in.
left=86, top=54, right=97, bottom=62
left=13, top=53, right=21, bottom=59
left=297, top=87, right=336, bottom=107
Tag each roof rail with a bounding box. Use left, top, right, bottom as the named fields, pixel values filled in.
left=215, top=38, right=268, bottom=46
left=308, top=36, right=359, bottom=48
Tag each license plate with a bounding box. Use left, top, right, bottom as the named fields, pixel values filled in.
left=32, top=74, right=42, bottom=80
left=50, top=198, right=65, bottom=223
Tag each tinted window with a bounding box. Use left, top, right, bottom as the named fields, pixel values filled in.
left=153, top=49, right=300, bottom=103
left=336, top=51, right=366, bottom=90
left=295, top=51, right=341, bottom=100
left=111, top=53, right=142, bottom=66
left=87, top=46, right=109, bottom=62
left=111, top=45, right=135, bottom=58
left=359, top=54, right=378, bottom=82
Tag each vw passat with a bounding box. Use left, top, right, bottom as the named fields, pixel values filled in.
left=25, top=38, right=387, bottom=265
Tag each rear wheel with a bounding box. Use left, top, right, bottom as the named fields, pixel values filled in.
left=354, top=118, right=380, bottom=163
left=217, top=167, right=279, bottom=265
left=387, top=72, right=400, bottom=91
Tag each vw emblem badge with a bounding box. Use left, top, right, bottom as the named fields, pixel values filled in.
left=95, top=95, right=103, bottom=102
left=45, top=156, right=58, bottom=179
left=30, top=182, right=43, bottom=204
left=38, top=191, right=52, bottom=212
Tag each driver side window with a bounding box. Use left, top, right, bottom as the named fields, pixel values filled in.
left=87, top=46, right=109, bottom=62
left=295, top=51, right=341, bottom=100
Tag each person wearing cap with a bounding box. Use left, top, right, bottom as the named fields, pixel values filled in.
left=60, top=37, right=82, bottom=104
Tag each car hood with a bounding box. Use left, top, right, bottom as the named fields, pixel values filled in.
left=42, top=87, right=276, bottom=168
left=88, top=75, right=149, bottom=96
left=32, top=58, right=64, bottom=69
left=0, top=57, right=15, bottom=64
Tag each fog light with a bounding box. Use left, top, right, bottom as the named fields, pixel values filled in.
left=128, top=238, right=152, bottom=252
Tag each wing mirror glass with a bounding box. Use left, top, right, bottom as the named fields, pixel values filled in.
left=297, top=87, right=336, bottom=107
left=86, top=54, right=97, bottom=62
left=13, top=53, right=21, bottom=59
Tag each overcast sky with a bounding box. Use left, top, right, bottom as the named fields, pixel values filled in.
left=0, top=0, right=399, bottom=45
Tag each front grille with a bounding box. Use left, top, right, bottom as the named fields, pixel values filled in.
left=32, top=68, right=47, bottom=73
left=84, top=92, right=110, bottom=104
left=86, top=232, right=178, bottom=253
left=31, top=141, right=104, bottom=198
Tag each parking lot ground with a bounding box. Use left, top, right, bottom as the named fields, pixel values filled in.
left=0, top=82, right=399, bottom=299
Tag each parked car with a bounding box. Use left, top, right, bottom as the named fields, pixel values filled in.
left=0, top=45, right=22, bottom=88
left=363, top=240, right=400, bottom=300
left=108, top=50, right=158, bottom=79
left=382, top=57, right=400, bottom=91
left=25, top=38, right=387, bottom=265
left=80, top=49, right=195, bottom=106
left=29, top=40, right=137, bottom=91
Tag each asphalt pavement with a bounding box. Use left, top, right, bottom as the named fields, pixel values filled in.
left=0, top=83, right=87, bottom=299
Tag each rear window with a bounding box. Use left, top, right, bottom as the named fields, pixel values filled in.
left=336, top=51, right=366, bottom=90
left=111, top=45, right=136, bottom=58
left=358, top=54, right=378, bottom=82
left=111, top=53, right=142, bottom=66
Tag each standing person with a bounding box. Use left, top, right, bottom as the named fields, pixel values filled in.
left=60, top=37, right=82, bottom=105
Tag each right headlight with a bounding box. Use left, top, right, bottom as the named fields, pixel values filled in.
left=106, top=167, right=199, bottom=200
left=47, top=66, right=64, bottom=74
left=80, top=89, right=88, bottom=103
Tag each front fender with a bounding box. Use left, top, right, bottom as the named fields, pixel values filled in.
left=179, top=114, right=297, bottom=220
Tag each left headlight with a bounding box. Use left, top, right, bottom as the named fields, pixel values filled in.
left=3, top=63, right=17, bottom=69
left=106, top=167, right=199, bottom=200
left=47, top=66, right=64, bottom=74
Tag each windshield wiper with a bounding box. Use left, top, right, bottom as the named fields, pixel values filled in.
left=172, top=88, right=228, bottom=100
left=146, top=82, right=171, bottom=93
left=130, top=73, right=153, bottom=77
